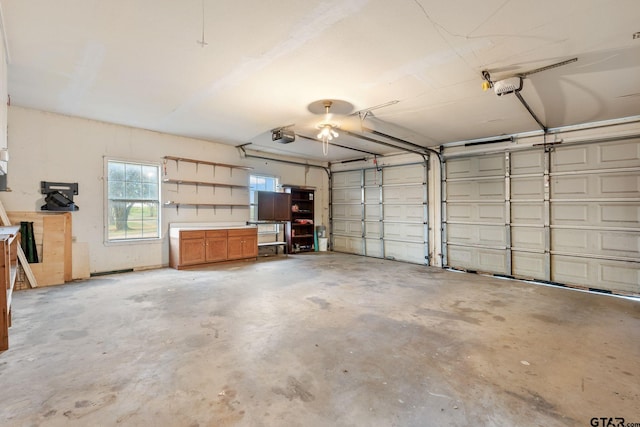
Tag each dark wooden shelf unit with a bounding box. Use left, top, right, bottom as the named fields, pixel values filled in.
left=284, top=187, right=315, bottom=253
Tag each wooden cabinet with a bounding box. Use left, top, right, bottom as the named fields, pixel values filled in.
left=170, top=227, right=257, bottom=269
left=284, top=187, right=315, bottom=253
left=257, top=191, right=291, bottom=221
left=1, top=226, right=19, bottom=352
left=227, top=228, right=258, bottom=260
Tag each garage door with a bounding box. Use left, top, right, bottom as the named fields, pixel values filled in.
left=332, top=163, right=428, bottom=264
left=443, top=137, right=640, bottom=295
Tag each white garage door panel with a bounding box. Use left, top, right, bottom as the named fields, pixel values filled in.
left=447, top=179, right=505, bottom=201
left=447, top=246, right=508, bottom=273
left=364, top=170, right=379, bottom=186
left=385, top=241, right=425, bottom=264
left=384, top=223, right=424, bottom=242
left=333, top=220, right=362, bottom=236
left=551, top=202, right=640, bottom=227
left=333, top=187, right=362, bottom=203
left=332, top=204, right=361, bottom=220
left=553, top=140, right=640, bottom=172
left=384, top=204, right=424, bottom=222
left=552, top=256, right=639, bottom=294
left=333, top=236, right=364, bottom=255
left=446, top=202, right=505, bottom=223
left=552, top=229, right=640, bottom=259
left=512, top=251, right=546, bottom=279
left=365, top=204, right=381, bottom=219
left=365, top=239, right=383, bottom=258
left=382, top=184, right=424, bottom=204
left=447, top=223, right=506, bottom=247
left=365, top=221, right=381, bottom=238
left=333, top=171, right=362, bottom=188
left=511, top=203, right=545, bottom=225
left=511, top=151, right=544, bottom=175
left=364, top=187, right=379, bottom=204
left=512, top=227, right=545, bottom=251
left=446, top=154, right=505, bottom=178
left=383, top=165, right=424, bottom=184
left=511, top=177, right=544, bottom=199
left=551, top=172, right=640, bottom=199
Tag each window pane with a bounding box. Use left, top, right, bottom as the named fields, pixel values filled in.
left=108, top=181, right=125, bottom=199
left=143, top=183, right=158, bottom=200
left=125, top=182, right=142, bottom=199
left=125, top=164, right=142, bottom=182
left=108, top=162, right=125, bottom=181
left=142, top=165, right=158, bottom=183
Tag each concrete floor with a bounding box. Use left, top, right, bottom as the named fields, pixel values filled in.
left=1, top=253, right=638, bottom=427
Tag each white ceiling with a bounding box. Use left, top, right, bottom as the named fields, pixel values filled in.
left=2, top=0, right=639, bottom=162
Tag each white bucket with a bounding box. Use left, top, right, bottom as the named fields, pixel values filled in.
left=318, top=237, right=328, bottom=251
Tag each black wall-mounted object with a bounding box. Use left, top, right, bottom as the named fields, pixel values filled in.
left=40, top=181, right=79, bottom=211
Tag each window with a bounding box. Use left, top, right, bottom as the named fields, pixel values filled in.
left=249, top=174, right=279, bottom=235
left=249, top=174, right=278, bottom=220
left=106, top=160, right=161, bottom=241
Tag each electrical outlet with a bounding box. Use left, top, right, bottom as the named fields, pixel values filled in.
left=633, top=32, right=640, bottom=40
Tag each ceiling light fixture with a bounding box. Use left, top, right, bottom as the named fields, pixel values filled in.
left=316, top=101, right=339, bottom=156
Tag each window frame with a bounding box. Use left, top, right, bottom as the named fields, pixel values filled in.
left=104, top=157, right=162, bottom=244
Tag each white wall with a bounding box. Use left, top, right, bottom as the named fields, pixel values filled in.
left=4, top=106, right=328, bottom=273
left=0, top=9, right=7, bottom=174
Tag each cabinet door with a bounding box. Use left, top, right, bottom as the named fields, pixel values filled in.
left=206, top=237, right=227, bottom=262
left=228, top=228, right=258, bottom=260
left=242, top=233, right=258, bottom=258
left=181, top=238, right=206, bottom=265
left=274, top=193, right=292, bottom=221
left=227, top=236, right=244, bottom=260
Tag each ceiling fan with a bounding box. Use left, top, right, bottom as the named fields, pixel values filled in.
left=481, top=57, right=578, bottom=96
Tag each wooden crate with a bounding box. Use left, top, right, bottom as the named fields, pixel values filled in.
left=8, top=212, right=72, bottom=287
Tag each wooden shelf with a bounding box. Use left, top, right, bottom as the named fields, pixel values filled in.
left=163, top=155, right=251, bottom=212
left=284, top=187, right=316, bottom=253
left=1, top=226, right=19, bottom=352
left=164, top=202, right=248, bottom=208
left=163, top=156, right=253, bottom=171
left=163, top=178, right=248, bottom=190
left=164, top=202, right=249, bottom=214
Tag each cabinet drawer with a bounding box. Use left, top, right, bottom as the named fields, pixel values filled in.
left=205, top=230, right=227, bottom=238
left=227, top=228, right=257, bottom=237
left=181, top=230, right=205, bottom=239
